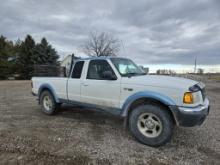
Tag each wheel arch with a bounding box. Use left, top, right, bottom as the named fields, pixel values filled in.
left=38, top=84, right=60, bottom=103
left=121, top=91, right=177, bottom=127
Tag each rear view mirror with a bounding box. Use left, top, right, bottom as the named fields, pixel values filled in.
left=102, top=71, right=117, bottom=80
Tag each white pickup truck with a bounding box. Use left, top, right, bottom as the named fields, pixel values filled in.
left=31, top=57, right=210, bottom=146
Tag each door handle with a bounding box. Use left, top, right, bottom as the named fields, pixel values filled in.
left=82, top=83, right=88, bottom=86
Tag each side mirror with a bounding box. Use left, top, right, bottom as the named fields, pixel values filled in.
left=102, top=71, right=117, bottom=80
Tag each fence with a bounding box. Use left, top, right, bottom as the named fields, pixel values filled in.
left=33, top=65, right=66, bottom=77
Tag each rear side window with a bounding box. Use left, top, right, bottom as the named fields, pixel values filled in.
left=71, top=61, right=84, bottom=78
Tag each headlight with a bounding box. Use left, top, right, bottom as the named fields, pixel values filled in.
left=183, top=92, right=194, bottom=104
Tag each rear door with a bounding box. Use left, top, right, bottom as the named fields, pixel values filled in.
left=67, top=61, right=84, bottom=102
left=80, top=59, right=121, bottom=108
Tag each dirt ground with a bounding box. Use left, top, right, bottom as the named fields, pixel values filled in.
left=0, top=80, right=219, bottom=165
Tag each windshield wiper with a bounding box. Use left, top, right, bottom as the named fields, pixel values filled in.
left=123, top=72, right=144, bottom=77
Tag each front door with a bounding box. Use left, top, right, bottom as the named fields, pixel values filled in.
left=81, top=60, right=121, bottom=108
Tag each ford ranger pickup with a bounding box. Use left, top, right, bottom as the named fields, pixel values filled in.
left=31, top=57, right=210, bottom=146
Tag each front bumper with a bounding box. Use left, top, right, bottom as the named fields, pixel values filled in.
left=31, top=88, right=38, bottom=97
left=31, top=91, right=38, bottom=96
left=170, top=98, right=210, bottom=127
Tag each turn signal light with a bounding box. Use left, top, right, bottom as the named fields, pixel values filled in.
left=183, top=92, right=193, bottom=104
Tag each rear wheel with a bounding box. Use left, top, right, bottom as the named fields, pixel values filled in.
left=129, top=104, right=174, bottom=147
left=39, top=90, right=59, bottom=115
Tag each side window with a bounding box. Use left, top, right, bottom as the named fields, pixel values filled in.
left=71, top=61, right=84, bottom=79
left=87, top=60, right=116, bottom=80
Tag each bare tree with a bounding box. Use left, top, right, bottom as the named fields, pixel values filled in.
left=83, top=31, right=120, bottom=57
left=156, top=69, right=176, bottom=75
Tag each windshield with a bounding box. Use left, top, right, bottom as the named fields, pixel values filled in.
left=111, top=58, right=145, bottom=77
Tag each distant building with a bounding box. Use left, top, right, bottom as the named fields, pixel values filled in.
left=61, top=55, right=71, bottom=67
left=61, top=54, right=80, bottom=76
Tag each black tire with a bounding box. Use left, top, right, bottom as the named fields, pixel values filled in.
left=39, top=90, right=60, bottom=115
left=129, top=104, right=174, bottom=147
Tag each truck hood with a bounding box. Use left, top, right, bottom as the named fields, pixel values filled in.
left=121, top=75, right=198, bottom=90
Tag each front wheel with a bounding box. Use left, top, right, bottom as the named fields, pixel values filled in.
left=129, top=104, right=174, bottom=147
left=39, top=90, right=59, bottom=115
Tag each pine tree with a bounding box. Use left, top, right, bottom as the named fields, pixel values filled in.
left=0, top=35, right=14, bottom=79
left=0, top=36, right=8, bottom=64
left=17, top=35, right=36, bottom=79
left=0, top=35, right=59, bottom=79
left=34, top=38, right=59, bottom=65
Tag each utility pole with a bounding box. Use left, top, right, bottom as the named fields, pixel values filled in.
left=121, top=40, right=126, bottom=55
left=194, top=57, right=197, bottom=74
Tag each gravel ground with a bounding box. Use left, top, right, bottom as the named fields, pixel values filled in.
left=0, top=80, right=219, bottom=165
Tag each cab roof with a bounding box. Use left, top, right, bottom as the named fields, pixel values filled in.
left=76, top=56, right=129, bottom=61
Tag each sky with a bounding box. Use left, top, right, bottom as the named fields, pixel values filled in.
left=1, top=0, right=220, bottom=72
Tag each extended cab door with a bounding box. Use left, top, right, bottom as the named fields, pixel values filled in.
left=80, top=59, right=121, bottom=108
left=67, top=61, right=85, bottom=102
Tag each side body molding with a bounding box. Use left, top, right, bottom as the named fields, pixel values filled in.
left=38, top=84, right=60, bottom=103
left=121, top=91, right=176, bottom=117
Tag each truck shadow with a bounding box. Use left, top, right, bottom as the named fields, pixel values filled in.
left=57, top=103, right=124, bottom=127
left=54, top=104, right=207, bottom=148
left=56, top=104, right=129, bottom=142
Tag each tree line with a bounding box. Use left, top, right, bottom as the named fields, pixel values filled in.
left=0, top=32, right=121, bottom=80
left=0, top=35, right=59, bottom=80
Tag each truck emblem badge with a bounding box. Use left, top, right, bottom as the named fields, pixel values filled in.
left=124, top=88, right=133, bottom=91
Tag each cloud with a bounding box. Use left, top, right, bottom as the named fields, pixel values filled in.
left=0, top=0, right=220, bottom=64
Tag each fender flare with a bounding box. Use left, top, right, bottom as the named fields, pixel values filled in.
left=121, top=91, right=176, bottom=117
left=38, top=84, right=60, bottom=103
